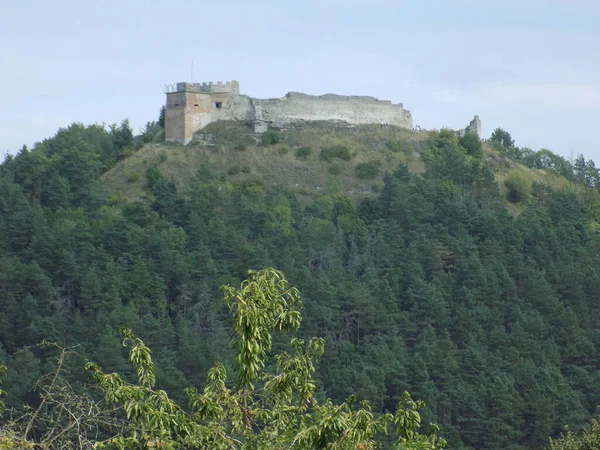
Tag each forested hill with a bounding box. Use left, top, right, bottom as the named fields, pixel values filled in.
left=3, top=118, right=600, bottom=449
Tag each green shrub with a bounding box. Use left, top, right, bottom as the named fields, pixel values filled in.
left=385, top=140, right=409, bottom=153
left=146, top=166, right=162, bottom=189
left=158, top=152, right=168, bottom=163
left=127, top=172, right=140, bottom=183
left=278, top=146, right=289, bottom=156
left=328, top=165, right=341, bottom=175
left=356, top=162, right=380, bottom=179
left=228, top=165, right=242, bottom=175
left=195, top=166, right=213, bottom=182
left=295, top=146, right=313, bottom=160
left=505, top=173, right=532, bottom=203
left=241, top=177, right=265, bottom=192
left=320, top=148, right=334, bottom=162
left=139, top=120, right=162, bottom=144
left=261, top=130, right=281, bottom=146
left=152, top=129, right=165, bottom=143
left=227, top=166, right=251, bottom=176
left=459, top=132, right=483, bottom=158
left=235, top=143, right=247, bottom=151
left=320, top=145, right=352, bottom=162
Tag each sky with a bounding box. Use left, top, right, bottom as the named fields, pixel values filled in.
left=2, top=0, right=600, bottom=162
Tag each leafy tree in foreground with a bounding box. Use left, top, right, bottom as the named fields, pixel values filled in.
left=85, top=268, right=445, bottom=449
left=548, top=419, right=600, bottom=450
left=0, top=268, right=444, bottom=449
left=0, top=362, right=6, bottom=411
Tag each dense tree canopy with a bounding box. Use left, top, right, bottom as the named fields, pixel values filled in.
left=1, top=122, right=600, bottom=449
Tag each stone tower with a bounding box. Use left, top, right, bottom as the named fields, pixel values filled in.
left=457, top=115, right=482, bottom=138
left=165, top=81, right=241, bottom=144
left=466, top=115, right=482, bottom=138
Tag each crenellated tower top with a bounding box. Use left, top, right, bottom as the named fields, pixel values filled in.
left=165, top=80, right=240, bottom=95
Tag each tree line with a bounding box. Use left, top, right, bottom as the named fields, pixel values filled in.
left=1, top=119, right=600, bottom=448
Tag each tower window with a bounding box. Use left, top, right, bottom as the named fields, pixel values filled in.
left=194, top=104, right=199, bottom=107
left=215, top=102, right=223, bottom=109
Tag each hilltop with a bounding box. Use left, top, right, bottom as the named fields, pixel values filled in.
left=3, top=117, right=600, bottom=449
left=102, top=120, right=569, bottom=209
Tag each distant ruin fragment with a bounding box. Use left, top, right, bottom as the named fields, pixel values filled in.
left=457, top=115, right=482, bottom=138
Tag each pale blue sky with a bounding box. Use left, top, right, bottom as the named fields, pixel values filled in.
left=2, top=0, right=600, bottom=161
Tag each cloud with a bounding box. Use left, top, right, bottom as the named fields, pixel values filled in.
left=430, top=83, right=600, bottom=111
left=477, top=84, right=600, bottom=110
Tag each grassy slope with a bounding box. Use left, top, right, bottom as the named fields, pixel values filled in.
left=483, top=142, right=571, bottom=214
left=101, top=120, right=571, bottom=208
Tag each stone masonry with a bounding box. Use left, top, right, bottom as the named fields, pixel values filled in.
left=164, top=81, right=413, bottom=144
left=457, top=115, right=482, bottom=138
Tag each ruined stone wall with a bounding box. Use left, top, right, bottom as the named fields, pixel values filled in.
left=457, top=115, right=482, bottom=138
left=212, top=94, right=254, bottom=122
left=252, top=92, right=412, bottom=129
left=466, top=115, right=481, bottom=137
left=164, top=81, right=413, bottom=144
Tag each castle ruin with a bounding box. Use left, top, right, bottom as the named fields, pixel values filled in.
left=457, top=115, right=482, bottom=138
left=164, top=81, right=413, bottom=144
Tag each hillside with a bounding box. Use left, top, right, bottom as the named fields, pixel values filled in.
left=2, top=119, right=600, bottom=449
left=102, top=121, right=426, bottom=203
left=102, top=121, right=570, bottom=207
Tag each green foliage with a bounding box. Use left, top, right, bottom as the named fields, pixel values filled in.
left=548, top=419, right=600, bottom=450
left=127, top=172, right=140, bottom=184
left=158, top=106, right=166, bottom=129
left=1, top=121, right=134, bottom=207
left=295, top=146, right=313, bottom=160
left=4, top=120, right=600, bottom=449
left=277, top=146, right=289, bottom=156
left=111, top=119, right=134, bottom=152
left=222, top=268, right=303, bottom=389
left=261, top=130, right=281, bottom=146
left=138, top=120, right=165, bottom=144
left=385, top=139, right=411, bottom=154
left=505, top=173, right=532, bottom=203
left=227, top=165, right=251, bottom=176
left=490, top=127, right=515, bottom=149
left=145, top=166, right=163, bottom=189
left=81, top=270, right=444, bottom=450
left=159, top=152, right=168, bottom=163
left=320, top=145, right=352, bottom=162
left=489, top=127, right=576, bottom=182
left=328, top=164, right=341, bottom=175
left=0, top=431, right=30, bottom=450
left=0, top=363, right=6, bottom=412
left=459, top=132, right=483, bottom=158
left=355, top=162, right=380, bottom=179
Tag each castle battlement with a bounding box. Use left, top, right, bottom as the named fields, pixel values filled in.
left=164, top=80, right=413, bottom=145
left=165, top=80, right=240, bottom=95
